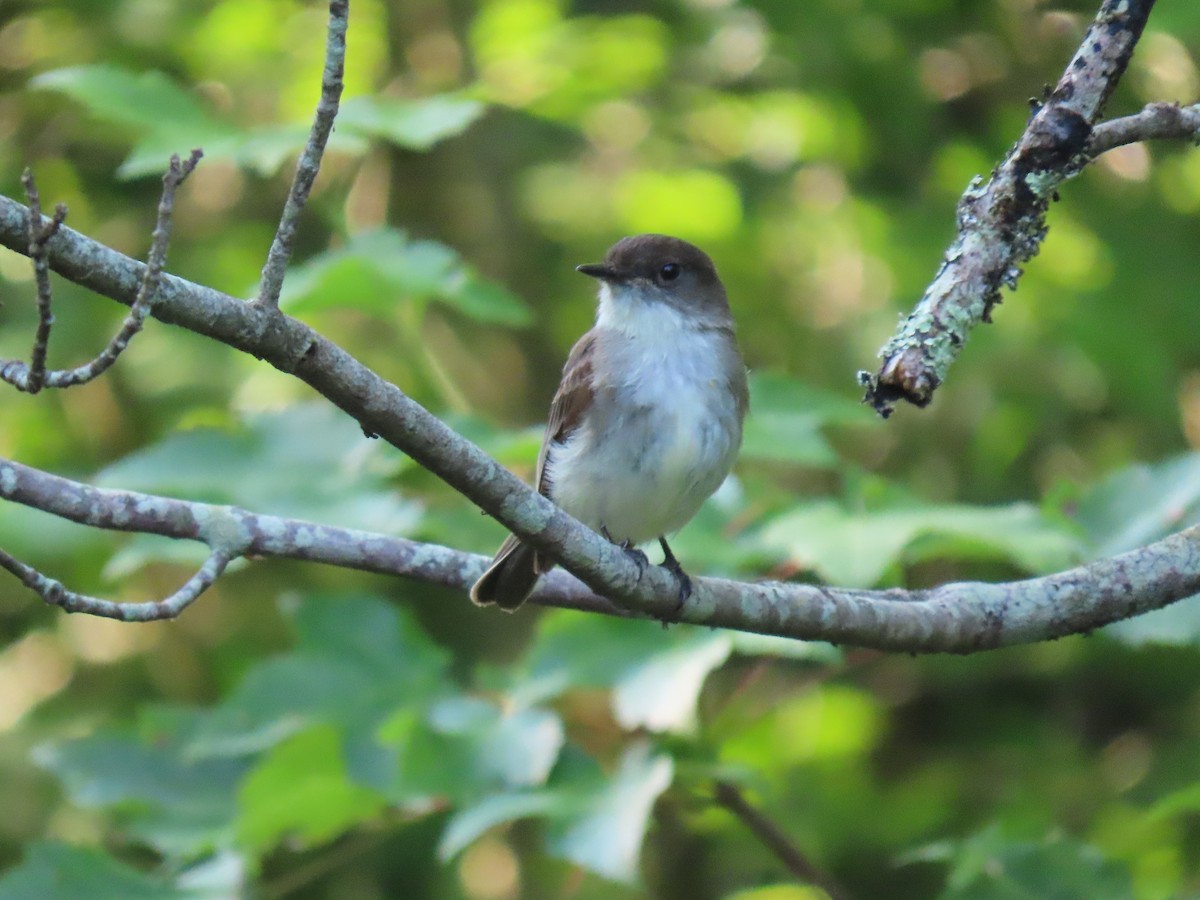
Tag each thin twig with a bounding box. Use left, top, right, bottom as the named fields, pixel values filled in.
left=862, top=0, right=1156, bottom=416
left=1, top=170, right=67, bottom=394
left=0, top=544, right=233, bottom=621
left=714, top=781, right=850, bottom=899
left=45, top=149, right=202, bottom=388
left=0, top=152, right=200, bottom=393
left=1087, top=101, right=1200, bottom=158
left=254, top=0, right=348, bottom=309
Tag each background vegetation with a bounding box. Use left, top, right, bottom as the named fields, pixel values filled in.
left=2, top=0, right=1200, bottom=897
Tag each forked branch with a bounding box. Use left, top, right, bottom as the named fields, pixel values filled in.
left=862, top=0, right=1161, bottom=415
left=2, top=0, right=1198, bottom=651
left=0, top=150, right=201, bottom=392
left=0, top=544, right=234, bottom=621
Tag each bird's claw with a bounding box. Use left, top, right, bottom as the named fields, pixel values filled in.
left=620, top=540, right=650, bottom=581
left=601, top=527, right=649, bottom=582
left=657, top=537, right=691, bottom=626
left=660, top=556, right=691, bottom=614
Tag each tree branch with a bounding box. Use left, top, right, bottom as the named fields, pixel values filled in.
left=0, top=455, right=625, bottom=620
left=862, top=0, right=1157, bottom=416
left=0, top=543, right=232, bottom=621
left=2, top=170, right=66, bottom=394
left=1, top=0, right=1196, bottom=649
left=4, top=455, right=1200, bottom=652
left=1, top=151, right=201, bottom=392
left=0, top=187, right=683, bottom=620
left=713, top=781, right=848, bottom=899
left=1087, top=101, right=1200, bottom=157
left=254, top=0, right=348, bottom=309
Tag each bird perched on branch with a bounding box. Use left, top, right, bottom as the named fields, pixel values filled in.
left=470, top=234, right=748, bottom=611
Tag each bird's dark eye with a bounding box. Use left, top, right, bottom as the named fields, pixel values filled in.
left=658, top=262, right=681, bottom=282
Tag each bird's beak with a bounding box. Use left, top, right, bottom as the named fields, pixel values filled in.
left=576, top=262, right=620, bottom=280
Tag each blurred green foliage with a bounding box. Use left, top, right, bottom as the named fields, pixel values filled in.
left=2, top=0, right=1200, bottom=897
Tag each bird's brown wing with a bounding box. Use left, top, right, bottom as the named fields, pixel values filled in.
left=531, top=329, right=596, bottom=573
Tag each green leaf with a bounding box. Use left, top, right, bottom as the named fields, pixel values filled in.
left=188, top=594, right=451, bottom=795
left=741, top=411, right=840, bottom=466
left=722, top=888, right=830, bottom=900
left=174, top=851, right=247, bottom=897
left=760, top=501, right=1081, bottom=588
left=749, top=372, right=875, bottom=425
left=236, top=726, right=386, bottom=852
left=719, top=684, right=882, bottom=772
left=741, top=372, right=875, bottom=467
left=522, top=612, right=682, bottom=699
left=30, top=66, right=381, bottom=180
left=32, top=65, right=238, bottom=179
left=184, top=656, right=368, bottom=759
left=121, top=124, right=366, bottom=179
left=1101, top=595, right=1200, bottom=647
left=30, top=66, right=373, bottom=178
left=934, top=826, right=1134, bottom=899
left=1147, top=781, right=1200, bottom=822
left=279, top=229, right=531, bottom=325
left=548, top=742, right=674, bottom=885
left=1073, top=454, right=1200, bottom=558
left=612, top=632, right=732, bottom=734
left=378, top=693, right=565, bottom=804
left=426, top=696, right=565, bottom=788
left=339, top=94, right=487, bottom=151
left=0, top=842, right=197, bottom=900
left=33, top=718, right=247, bottom=858
left=438, top=791, right=566, bottom=861
left=1072, top=455, right=1200, bottom=646
left=31, top=65, right=227, bottom=136
left=521, top=615, right=781, bottom=734
left=96, top=404, right=419, bottom=540
left=444, top=272, right=535, bottom=327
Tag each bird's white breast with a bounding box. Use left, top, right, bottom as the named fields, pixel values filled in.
left=544, top=285, right=743, bottom=544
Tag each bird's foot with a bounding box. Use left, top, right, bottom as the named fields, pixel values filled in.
left=621, top=541, right=650, bottom=580
left=602, top=527, right=649, bottom=581
left=657, top=537, right=692, bottom=626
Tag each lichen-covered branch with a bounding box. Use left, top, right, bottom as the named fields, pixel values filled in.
left=254, top=0, right=347, bottom=309
left=0, top=151, right=201, bottom=392
left=862, top=0, right=1156, bottom=416
left=4, top=456, right=1200, bottom=653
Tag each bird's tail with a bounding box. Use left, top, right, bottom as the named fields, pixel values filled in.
left=470, top=535, right=546, bottom=611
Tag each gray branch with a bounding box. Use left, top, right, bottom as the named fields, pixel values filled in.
left=4, top=455, right=1200, bottom=653
left=1, top=0, right=1197, bottom=648
left=254, top=0, right=347, bottom=309
left=1, top=151, right=201, bottom=392
left=1087, top=101, right=1200, bottom=157
left=0, top=193, right=664, bottom=627
left=3, top=170, right=66, bottom=394
left=862, top=0, right=1157, bottom=416
left=0, top=542, right=232, bottom=621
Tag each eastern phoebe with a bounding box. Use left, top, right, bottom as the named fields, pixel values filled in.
left=470, top=234, right=749, bottom=611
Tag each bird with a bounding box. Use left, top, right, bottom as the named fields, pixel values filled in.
left=470, top=233, right=748, bottom=611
